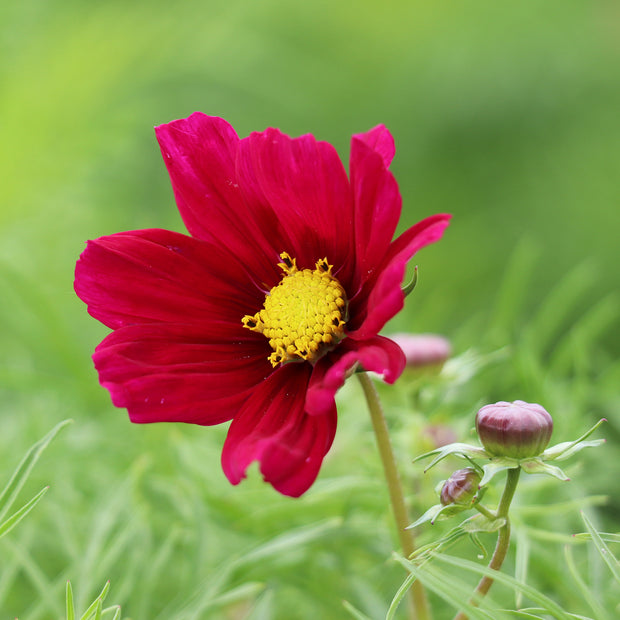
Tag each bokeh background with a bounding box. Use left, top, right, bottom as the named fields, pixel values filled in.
left=1, top=1, right=619, bottom=618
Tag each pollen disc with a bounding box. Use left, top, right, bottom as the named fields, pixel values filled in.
left=242, top=253, right=348, bottom=367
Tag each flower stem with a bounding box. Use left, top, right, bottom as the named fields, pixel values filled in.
left=454, top=467, right=521, bottom=620
left=473, top=503, right=496, bottom=521
left=357, top=372, right=431, bottom=620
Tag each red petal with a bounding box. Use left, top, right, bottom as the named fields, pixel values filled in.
left=155, top=113, right=280, bottom=284
left=352, top=124, right=395, bottom=168
left=74, top=228, right=262, bottom=330
left=350, top=213, right=451, bottom=338
left=305, top=336, right=406, bottom=416
left=221, top=364, right=337, bottom=497
left=349, top=131, right=402, bottom=287
left=383, top=212, right=452, bottom=267
left=94, top=322, right=271, bottom=425
left=236, top=127, right=354, bottom=279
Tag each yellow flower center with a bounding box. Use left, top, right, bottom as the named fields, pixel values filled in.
left=242, top=252, right=348, bottom=367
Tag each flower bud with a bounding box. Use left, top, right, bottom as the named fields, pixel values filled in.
left=422, top=424, right=459, bottom=450
left=476, top=400, right=553, bottom=459
left=391, top=333, right=451, bottom=368
left=440, top=467, right=481, bottom=506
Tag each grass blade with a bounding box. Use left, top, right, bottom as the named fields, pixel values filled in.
left=580, top=511, right=620, bottom=583
left=563, top=544, right=609, bottom=620
left=66, top=581, right=75, bottom=620
left=433, top=553, right=574, bottom=620
left=514, top=530, right=530, bottom=610
left=80, top=581, right=110, bottom=620
left=0, top=486, right=48, bottom=539
left=518, top=610, right=594, bottom=620
left=106, top=607, right=121, bottom=620
left=386, top=572, right=416, bottom=620
left=0, top=419, right=72, bottom=521
left=342, top=599, right=374, bottom=620
left=394, top=554, right=505, bottom=619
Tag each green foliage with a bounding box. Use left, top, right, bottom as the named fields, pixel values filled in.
left=1, top=252, right=615, bottom=619
left=0, top=421, right=121, bottom=618
left=0, top=420, right=70, bottom=540
left=579, top=512, right=620, bottom=586
left=65, top=580, right=120, bottom=620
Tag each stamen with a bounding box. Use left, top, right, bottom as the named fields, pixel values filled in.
left=242, top=252, right=348, bottom=367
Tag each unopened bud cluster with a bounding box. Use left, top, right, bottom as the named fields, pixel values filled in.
left=410, top=399, right=604, bottom=528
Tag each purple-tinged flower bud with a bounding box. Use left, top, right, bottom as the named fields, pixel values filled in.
left=440, top=467, right=481, bottom=506
left=422, top=424, right=459, bottom=450
left=476, top=400, right=553, bottom=459
left=391, top=333, right=452, bottom=368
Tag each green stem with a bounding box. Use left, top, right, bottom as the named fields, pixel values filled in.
left=473, top=503, right=496, bottom=521
left=357, top=372, right=431, bottom=620
left=454, top=467, right=521, bottom=620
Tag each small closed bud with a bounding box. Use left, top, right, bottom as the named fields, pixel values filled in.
left=391, top=333, right=452, bottom=368
left=476, top=400, right=553, bottom=459
left=440, top=467, right=481, bottom=506
left=422, top=424, right=459, bottom=451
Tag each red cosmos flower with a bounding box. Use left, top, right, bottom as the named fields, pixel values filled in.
left=74, top=113, right=450, bottom=497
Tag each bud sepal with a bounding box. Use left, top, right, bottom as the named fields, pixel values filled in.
left=413, top=443, right=488, bottom=472
left=408, top=512, right=506, bottom=559
left=540, top=418, right=606, bottom=461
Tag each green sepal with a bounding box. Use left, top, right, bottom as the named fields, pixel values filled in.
left=542, top=419, right=606, bottom=461
left=407, top=503, right=458, bottom=528
left=409, top=512, right=503, bottom=563
left=480, top=459, right=519, bottom=486
left=520, top=458, right=569, bottom=480
left=552, top=439, right=605, bottom=461
left=462, top=513, right=506, bottom=534
left=543, top=438, right=606, bottom=461
left=413, top=442, right=489, bottom=472
left=401, top=266, right=418, bottom=297
left=462, top=512, right=506, bottom=559
left=467, top=532, right=488, bottom=558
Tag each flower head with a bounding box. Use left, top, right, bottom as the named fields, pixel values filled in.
left=74, top=113, right=451, bottom=496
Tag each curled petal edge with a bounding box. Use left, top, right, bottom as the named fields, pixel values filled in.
left=305, top=336, right=406, bottom=417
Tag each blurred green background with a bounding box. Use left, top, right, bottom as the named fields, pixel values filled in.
left=1, top=1, right=619, bottom=618
left=2, top=0, right=619, bottom=345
